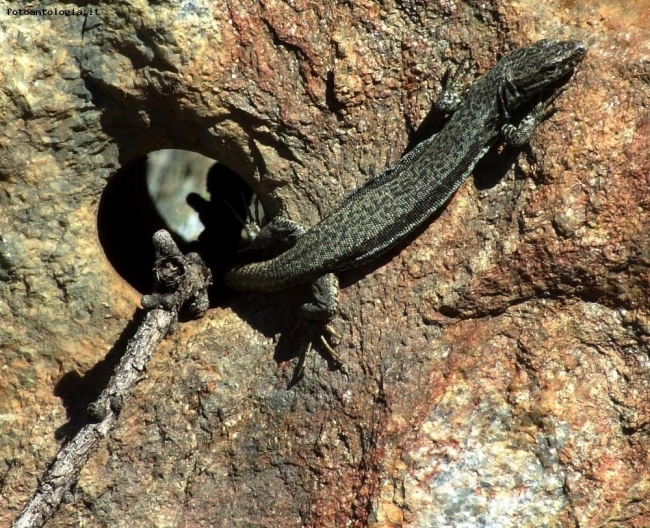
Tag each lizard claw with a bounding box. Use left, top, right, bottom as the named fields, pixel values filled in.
left=317, top=331, right=343, bottom=369
left=291, top=322, right=345, bottom=384
left=324, top=324, right=341, bottom=341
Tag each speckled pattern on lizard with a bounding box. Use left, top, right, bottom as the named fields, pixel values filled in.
left=225, top=39, right=586, bottom=374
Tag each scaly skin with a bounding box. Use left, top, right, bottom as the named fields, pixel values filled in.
left=225, top=39, right=586, bottom=373
left=226, top=40, right=586, bottom=292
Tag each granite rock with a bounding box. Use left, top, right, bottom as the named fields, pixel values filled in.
left=1, top=1, right=649, bottom=527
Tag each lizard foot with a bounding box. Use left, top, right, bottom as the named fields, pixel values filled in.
left=315, top=323, right=343, bottom=367
left=437, top=58, right=471, bottom=115
left=502, top=87, right=565, bottom=147
left=291, top=322, right=344, bottom=384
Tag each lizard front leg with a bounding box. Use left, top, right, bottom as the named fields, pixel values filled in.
left=436, top=59, right=471, bottom=115
left=502, top=89, right=564, bottom=147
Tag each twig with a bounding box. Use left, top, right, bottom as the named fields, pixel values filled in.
left=13, top=230, right=211, bottom=528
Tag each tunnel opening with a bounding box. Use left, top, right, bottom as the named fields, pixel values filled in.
left=97, top=149, right=254, bottom=302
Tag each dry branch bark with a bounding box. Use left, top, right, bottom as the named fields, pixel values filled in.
left=13, top=231, right=211, bottom=528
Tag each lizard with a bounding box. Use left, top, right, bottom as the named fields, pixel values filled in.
left=224, top=39, right=586, bottom=374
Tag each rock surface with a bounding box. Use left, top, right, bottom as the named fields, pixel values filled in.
left=1, top=1, right=649, bottom=527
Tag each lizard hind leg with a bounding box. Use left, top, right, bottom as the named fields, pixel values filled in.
left=297, top=272, right=344, bottom=375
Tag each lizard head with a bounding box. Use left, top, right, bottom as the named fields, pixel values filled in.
left=498, top=39, right=586, bottom=107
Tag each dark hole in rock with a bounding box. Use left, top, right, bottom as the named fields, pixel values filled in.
left=97, top=150, right=253, bottom=301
